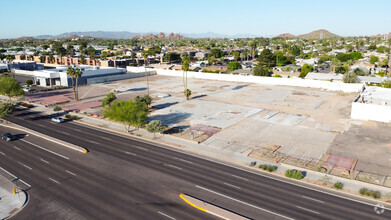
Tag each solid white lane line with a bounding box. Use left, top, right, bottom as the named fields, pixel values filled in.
left=60, top=131, right=70, bottom=135
left=296, top=206, right=319, bottom=214
left=40, top=158, right=50, bottom=164
left=196, top=185, right=294, bottom=220
left=223, top=182, right=241, bottom=189
left=175, top=157, right=193, bottom=164
left=125, top=151, right=137, bottom=156
left=49, top=177, right=60, bottom=184
left=66, top=170, right=76, bottom=176
left=0, top=166, right=31, bottom=187
left=137, top=146, right=148, bottom=151
left=88, top=140, right=99, bottom=144
left=231, top=174, right=249, bottom=181
left=157, top=211, right=176, bottom=220
left=19, top=179, right=32, bottom=187
left=101, top=137, right=111, bottom=141
left=13, top=146, right=21, bottom=151
left=167, top=164, right=182, bottom=170
left=17, top=161, right=32, bottom=170
left=21, top=139, right=69, bottom=160
left=302, top=196, right=324, bottom=203
left=0, top=151, right=5, bottom=156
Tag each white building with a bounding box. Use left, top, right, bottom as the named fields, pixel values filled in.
left=351, top=87, right=391, bottom=123
left=15, top=65, right=126, bottom=87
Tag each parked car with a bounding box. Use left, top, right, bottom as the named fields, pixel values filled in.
left=51, top=117, right=65, bottom=123
left=2, top=133, right=16, bottom=141
left=23, top=87, right=31, bottom=92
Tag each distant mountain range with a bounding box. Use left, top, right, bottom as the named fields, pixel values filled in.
left=22, top=29, right=389, bottom=40
left=33, top=31, right=263, bottom=39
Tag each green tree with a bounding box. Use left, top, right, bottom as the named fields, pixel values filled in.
left=257, top=49, right=275, bottom=68
left=232, top=51, right=240, bottom=60
left=367, top=45, right=377, bottom=51
left=209, top=49, right=224, bottom=58
left=103, top=100, right=149, bottom=131
left=369, top=55, right=379, bottom=64
left=26, top=79, right=33, bottom=87
left=102, top=92, right=117, bottom=107
left=20, top=54, right=26, bottom=60
left=181, top=54, right=190, bottom=100
left=299, top=64, right=313, bottom=78
left=0, top=76, right=24, bottom=102
left=66, top=66, right=76, bottom=100
left=163, top=52, right=181, bottom=63
left=249, top=40, right=257, bottom=59
left=39, top=55, right=46, bottom=63
left=87, top=46, right=96, bottom=59
left=253, top=66, right=271, bottom=76
left=227, top=61, right=242, bottom=71
left=74, top=68, right=83, bottom=101
left=0, top=102, right=15, bottom=121
left=343, top=71, right=358, bottom=83
left=146, top=120, right=165, bottom=138
left=134, top=95, right=152, bottom=106
left=80, top=55, right=86, bottom=64
left=350, top=52, right=363, bottom=61
left=66, top=44, right=75, bottom=57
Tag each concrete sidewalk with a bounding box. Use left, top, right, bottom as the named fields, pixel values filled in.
left=0, top=174, right=28, bottom=220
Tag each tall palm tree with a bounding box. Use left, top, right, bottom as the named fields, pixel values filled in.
left=181, top=54, right=190, bottom=100
left=141, top=50, right=150, bottom=95
left=66, top=66, right=76, bottom=100
left=74, top=68, right=83, bottom=101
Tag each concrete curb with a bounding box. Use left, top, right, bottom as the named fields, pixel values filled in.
left=180, top=194, right=249, bottom=220
left=5, top=190, right=29, bottom=220
left=0, top=121, right=88, bottom=154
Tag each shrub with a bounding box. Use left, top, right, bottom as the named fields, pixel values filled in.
left=343, top=72, right=359, bottom=83
left=359, top=188, right=367, bottom=195
left=359, top=188, right=381, bottom=199
left=258, top=164, right=276, bottom=172
left=65, top=114, right=80, bottom=120
left=53, top=106, right=62, bottom=111
left=333, top=182, right=344, bottom=190
left=273, top=74, right=282, bottom=78
left=381, top=79, right=391, bottom=88
left=285, top=169, right=304, bottom=180
left=377, top=71, right=386, bottom=77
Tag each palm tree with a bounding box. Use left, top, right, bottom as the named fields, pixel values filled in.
left=181, top=54, right=190, bottom=100
left=141, top=50, right=150, bottom=95
left=66, top=66, right=76, bottom=100
left=74, top=68, right=83, bottom=101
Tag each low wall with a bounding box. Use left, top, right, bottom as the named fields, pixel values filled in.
left=126, top=67, right=363, bottom=93
left=351, top=102, right=391, bottom=123
left=87, top=72, right=155, bottom=85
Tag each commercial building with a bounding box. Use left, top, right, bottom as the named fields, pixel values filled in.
left=14, top=64, right=125, bottom=87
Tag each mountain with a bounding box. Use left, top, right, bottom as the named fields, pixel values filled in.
left=181, top=32, right=261, bottom=38
left=276, top=33, right=295, bottom=38
left=298, top=29, right=338, bottom=39
left=371, top=32, right=391, bottom=38
left=132, top=32, right=184, bottom=39
left=35, top=31, right=141, bottom=39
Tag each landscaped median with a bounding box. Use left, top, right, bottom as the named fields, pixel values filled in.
left=179, top=194, right=249, bottom=220
left=0, top=120, right=88, bottom=154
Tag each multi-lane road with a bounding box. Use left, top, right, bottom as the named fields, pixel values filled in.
left=1, top=107, right=390, bottom=219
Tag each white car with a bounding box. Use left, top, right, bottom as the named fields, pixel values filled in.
left=51, top=117, right=65, bottom=123
left=23, top=87, right=31, bottom=92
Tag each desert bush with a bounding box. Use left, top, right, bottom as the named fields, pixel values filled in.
left=333, top=182, right=344, bottom=190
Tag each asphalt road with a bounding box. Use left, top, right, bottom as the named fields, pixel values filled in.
left=1, top=108, right=391, bottom=220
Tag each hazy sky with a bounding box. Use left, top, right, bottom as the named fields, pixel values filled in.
left=1, top=0, right=390, bottom=38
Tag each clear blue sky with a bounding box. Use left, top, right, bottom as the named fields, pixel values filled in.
left=1, top=0, right=390, bottom=38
